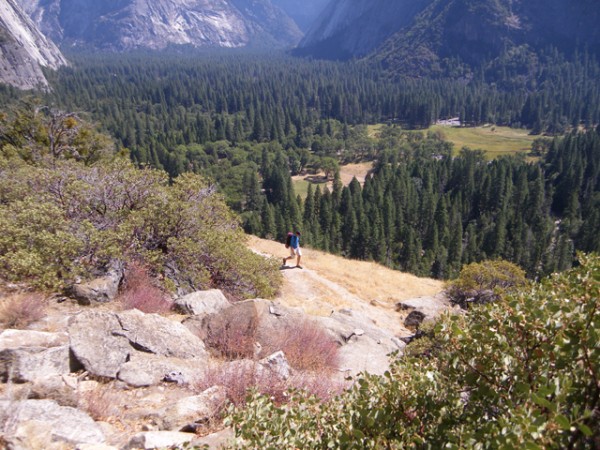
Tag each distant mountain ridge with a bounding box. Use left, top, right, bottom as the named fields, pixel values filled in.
left=18, top=0, right=303, bottom=51
left=0, top=0, right=67, bottom=89
left=271, top=0, right=329, bottom=32
left=298, top=0, right=600, bottom=76
left=296, top=0, right=430, bottom=60
left=372, top=0, right=600, bottom=76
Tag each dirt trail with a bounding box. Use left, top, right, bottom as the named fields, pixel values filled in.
left=248, top=236, right=444, bottom=336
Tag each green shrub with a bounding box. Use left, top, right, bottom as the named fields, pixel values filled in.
left=225, top=254, right=600, bottom=449
left=0, top=158, right=281, bottom=298
left=445, top=259, right=529, bottom=308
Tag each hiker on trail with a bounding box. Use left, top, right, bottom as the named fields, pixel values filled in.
left=283, top=231, right=302, bottom=268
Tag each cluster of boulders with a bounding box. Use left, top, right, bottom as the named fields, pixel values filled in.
left=0, top=281, right=451, bottom=449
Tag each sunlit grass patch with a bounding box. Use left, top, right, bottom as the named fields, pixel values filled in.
left=429, top=125, right=536, bottom=158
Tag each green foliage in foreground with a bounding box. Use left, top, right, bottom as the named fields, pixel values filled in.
left=225, top=254, right=600, bottom=449
left=0, top=106, right=281, bottom=297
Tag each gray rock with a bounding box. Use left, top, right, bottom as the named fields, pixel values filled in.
left=174, top=289, right=231, bottom=316
left=2, top=420, right=56, bottom=450
left=0, top=0, right=67, bottom=90
left=396, top=293, right=450, bottom=322
left=68, top=311, right=131, bottom=378
left=116, top=309, right=207, bottom=359
left=317, top=309, right=403, bottom=376
left=69, top=310, right=208, bottom=383
left=70, top=264, right=123, bottom=305
left=0, top=345, right=70, bottom=383
left=259, top=351, right=291, bottom=380
left=29, top=375, right=80, bottom=407
left=0, top=399, right=105, bottom=446
left=117, top=353, right=207, bottom=388
left=0, top=330, right=69, bottom=351
left=0, top=329, right=72, bottom=383
left=180, top=315, right=205, bottom=339
left=158, top=386, right=228, bottom=431
left=404, top=310, right=427, bottom=330
left=197, top=300, right=261, bottom=355
left=125, top=431, right=194, bottom=450
left=76, top=445, right=118, bottom=450
left=391, top=337, right=408, bottom=351
left=336, top=340, right=392, bottom=376
left=190, top=428, right=234, bottom=449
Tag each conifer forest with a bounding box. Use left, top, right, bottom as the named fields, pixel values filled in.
left=3, top=50, right=599, bottom=280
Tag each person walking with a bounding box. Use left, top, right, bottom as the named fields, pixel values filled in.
left=283, top=231, right=302, bottom=268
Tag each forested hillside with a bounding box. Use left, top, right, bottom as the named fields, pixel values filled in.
left=41, top=51, right=600, bottom=173
left=370, top=0, right=600, bottom=78
left=252, top=128, right=600, bottom=279
left=2, top=52, right=599, bottom=281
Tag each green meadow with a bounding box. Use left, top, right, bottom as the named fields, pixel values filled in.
left=428, top=125, right=536, bottom=158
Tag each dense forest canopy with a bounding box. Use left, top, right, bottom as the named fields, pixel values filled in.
left=31, top=50, right=600, bottom=177
left=1, top=49, right=599, bottom=281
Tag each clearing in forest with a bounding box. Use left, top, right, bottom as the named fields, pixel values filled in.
left=428, top=125, right=536, bottom=158
left=292, top=162, right=374, bottom=198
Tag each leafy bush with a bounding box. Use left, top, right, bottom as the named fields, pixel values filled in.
left=0, top=292, right=47, bottom=329
left=225, top=254, right=600, bottom=449
left=0, top=157, right=281, bottom=299
left=445, top=259, right=529, bottom=308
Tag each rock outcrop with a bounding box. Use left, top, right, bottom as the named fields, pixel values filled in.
left=20, top=0, right=303, bottom=51
left=68, top=309, right=208, bottom=385
left=0, top=399, right=105, bottom=447
left=0, top=281, right=447, bottom=446
left=396, top=293, right=452, bottom=330
left=317, top=309, right=405, bottom=376
left=70, top=264, right=123, bottom=305
left=296, top=0, right=429, bottom=59
left=0, top=330, right=71, bottom=383
left=0, top=0, right=67, bottom=89
left=174, top=289, right=231, bottom=316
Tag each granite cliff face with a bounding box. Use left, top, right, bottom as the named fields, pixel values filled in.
left=271, top=0, right=329, bottom=32
left=298, top=0, right=600, bottom=75
left=18, top=0, right=303, bottom=51
left=0, top=0, right=66, bottom=89
left=296, top=0, right=430, bottom=60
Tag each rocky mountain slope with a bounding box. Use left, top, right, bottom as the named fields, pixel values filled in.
left=0, top=0, right=66, bottom=89
left=296, top=0, right=430, bottom=60
left=372, top=0, right=600, bottom=76
left=18, top=0, right=303, bottom=51
left=271, top=0, right=329, bottom=32
left=298, top=0, right=600, bottom=75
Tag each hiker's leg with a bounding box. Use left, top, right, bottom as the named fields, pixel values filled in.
left=284, top=247, right=294, bottom=265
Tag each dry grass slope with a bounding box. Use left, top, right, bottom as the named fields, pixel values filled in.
left=248, top=235, right=443, bottom=333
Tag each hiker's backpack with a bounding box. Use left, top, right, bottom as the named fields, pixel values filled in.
left=285, top=232, right=293, bottom=248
